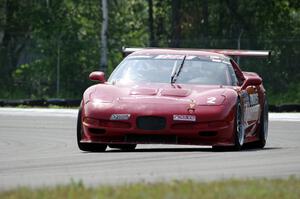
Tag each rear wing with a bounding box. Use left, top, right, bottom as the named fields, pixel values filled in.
left=122, top=47, right=271, bottom=58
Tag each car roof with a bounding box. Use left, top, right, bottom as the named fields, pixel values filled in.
left=129, top=49, right=229, bottom=59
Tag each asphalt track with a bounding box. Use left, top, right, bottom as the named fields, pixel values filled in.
left=0, top=108, right=300, bottom=190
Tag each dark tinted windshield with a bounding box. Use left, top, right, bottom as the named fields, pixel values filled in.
left=108, top=54, right=237, bottom=85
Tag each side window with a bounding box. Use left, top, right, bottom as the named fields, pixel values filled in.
left=229, top=59, right=245, bottom=86
left=228, top=64, right=238, bottom=86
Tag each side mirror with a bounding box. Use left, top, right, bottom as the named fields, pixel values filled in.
left=89, top=71, right=106, bottom=83
left=241, top=76, right=262, bottom=89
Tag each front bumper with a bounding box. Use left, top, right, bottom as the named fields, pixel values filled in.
left=80, top=104, right=236, bottom=146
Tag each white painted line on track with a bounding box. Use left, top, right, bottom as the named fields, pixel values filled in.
left=269, top=113, right=300, bottom=122
left=0, top=108, right=300, bottom=121
left=0, top=108, right=77, bottom=118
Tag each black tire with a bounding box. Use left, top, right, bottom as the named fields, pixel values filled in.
left=77, top=107, right=107, bottom=152
left=232, top=99, right=245, bottom=150
left=109, top=144, right=137, bottom=151
left=252, top=97, right=269, bottom=148
left=212, top=99, right=245, bottom=151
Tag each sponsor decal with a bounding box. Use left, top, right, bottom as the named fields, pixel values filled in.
left=244, top=104, right=261, bottom=121
left=207, top=97, right=216, bottom=104
left=173, top=115, right=196, bottom=122
left=240, top=91, right=250, bottom=106
left=212, top=59, right=222, bottom=62
left=110, top=114, right=131, bottom=120
left=249, top=93, right=259, bottom=106
left=129, top=55, right=152, bottom=59
left=222, top=61, right=231, bottom=65
left=185, top=55, right=197, bottom=60
left=155, top=55, right=185, bottom=59
left=210, top=55, right=220, bottom=59
left=189, top=100, right=196, bottom=109
left=187, top=100, right=196, bottom=113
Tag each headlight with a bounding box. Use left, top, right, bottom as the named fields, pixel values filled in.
left=89, top=99, right=112, bottom=108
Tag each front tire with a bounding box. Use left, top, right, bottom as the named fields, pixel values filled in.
left=77, top=107, right=107, bottom=152
left=253, top=97, right=268, bottom=148
left=233, top=99, right=245, bottom=150
left=213, top=99, right=245, bottom=151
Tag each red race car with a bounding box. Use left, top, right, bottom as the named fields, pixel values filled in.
left=77, top=48, right=269, bottom=152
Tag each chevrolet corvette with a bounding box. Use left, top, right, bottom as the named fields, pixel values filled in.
left=77, top=48, right=269, bottom=152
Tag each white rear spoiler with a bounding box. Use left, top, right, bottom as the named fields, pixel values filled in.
left=122, top=47, right=271, bottom=58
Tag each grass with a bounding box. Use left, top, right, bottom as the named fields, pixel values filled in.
left=267, top=82, right=300, bottom=105
left=1, top=177, right=299, bottom=199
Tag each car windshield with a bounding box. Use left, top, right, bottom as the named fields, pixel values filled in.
left=108, top=54, right=237, bottom=86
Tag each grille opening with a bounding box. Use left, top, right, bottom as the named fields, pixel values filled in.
left=136, top=116, right=166, bottom=130
left=89, top=128, right=106, bottom=134
left=125, top=134, right=177, bottom=143
left=198, top=131, right=217, bottom=137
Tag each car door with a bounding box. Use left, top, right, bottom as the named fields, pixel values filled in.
left=230, top=59, right=261, bottom=135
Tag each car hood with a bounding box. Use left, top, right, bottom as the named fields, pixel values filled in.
left=87, top=83, right=237, bottom=106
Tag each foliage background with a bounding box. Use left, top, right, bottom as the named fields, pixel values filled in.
left=0, top=0, right=299, bottom=104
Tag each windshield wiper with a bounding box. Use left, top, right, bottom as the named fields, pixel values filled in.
left=171, top=55, right=186, bottom=84
left=170, top=61, right=178, bottom=84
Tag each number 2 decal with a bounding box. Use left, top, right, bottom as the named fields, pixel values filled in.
left=207, top=97, right=216, bottom=104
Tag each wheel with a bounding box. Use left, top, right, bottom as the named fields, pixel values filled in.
left=233, top=99, right=245, bottom=150
left=77, top=106, right=107, bottom=152
left=253, top=97, right=269, bottom=148
left=212, top=99, right=245, bottom=151
left=109, top=144, right=137, bottom=151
